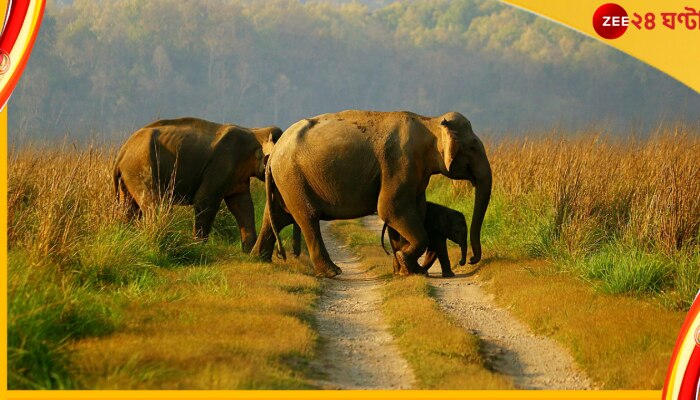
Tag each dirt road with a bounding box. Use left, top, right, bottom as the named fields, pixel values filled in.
left=308, top=221, right=416, bottom=389
left=360, top=216, right=592, bottom=390
left=431, top=278, right=592, bottom=389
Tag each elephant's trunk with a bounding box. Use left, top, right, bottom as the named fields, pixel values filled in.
left=469, top=164, right=492, bottom=264
left=459, top=239, right=467, bottom=266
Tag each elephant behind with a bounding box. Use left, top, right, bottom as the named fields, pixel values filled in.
left=381, top=202, right=468, bottom=277
left=252, top=110, right=491, bottom=277
left=113, top=117, right=281, bottom=252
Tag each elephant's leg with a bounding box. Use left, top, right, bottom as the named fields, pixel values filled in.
left=116, top=177, right=143, bottom=221
left=252, top=203, right=276, bottom=261
left=378, top=187, right=428, bottom=274
left=122, top=177, right=156, bottom=220
left=295, top=216, right=341, bottom=278
left=119, top=189, right=143, bottom=221
left=380, top=213, right=428, bottom=275
left=251, top=203, right=296, bottom=261
left=126, top=196, right=142, bottom=221
left=387, top=226, right=407, bottom=275
left=224, top=191, right=257, bottom=253
left=433, top=239, right=455, bottom=277
left=421, top=249, right=438, bottom=274
left=292, top=223, right=302, bottom=257
left=192, top=196, right=222, bottom=240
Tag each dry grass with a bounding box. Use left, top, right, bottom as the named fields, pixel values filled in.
left=478, top=258, right=686, bottom=389
left=328, top=220, right=512, bottom=389
left=487, top=129, right=700, bottom=255
left=9, top=145, right=119, bottom=262
left=8, top=143, right=315, bottom=389
left=70, top=261, right=320, bottom=389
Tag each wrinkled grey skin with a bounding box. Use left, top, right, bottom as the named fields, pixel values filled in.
left=382, top=202, right=467, bottom=277
left=113, top=117, right=282, bottom=252
left=251, top=110, right=492, bottom=277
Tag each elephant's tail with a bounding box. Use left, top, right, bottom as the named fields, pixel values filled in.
left=266, top=160, right=286, bottom=261
left=113, top=165, right=122, bottom=202
left=381, top=222, right=390, bottom=255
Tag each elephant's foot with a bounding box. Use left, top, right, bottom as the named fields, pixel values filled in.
left=251, top=249, right=273, bottom=263
left=241, top=240, right=256, bottom=254
left=314, top=263, right=342, bottom=278
left=251, top=241, right=275, bottom=262
left=396, top=251, right=421, bottom=275
left=441, top=270, right=456, bottom=278
left=273, top=245, right=289, bottom=260
left=419, top=265, right=433, bottom=276
left=392, top=259, right=401, bottom=275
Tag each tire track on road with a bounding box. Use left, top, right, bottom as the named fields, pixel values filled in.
left=308, top=221, right=415, bottom=389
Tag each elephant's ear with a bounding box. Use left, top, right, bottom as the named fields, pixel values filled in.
left=441, top=119, right=460, bottom=173
left=269, top=127, right=283, bottom=143
left=262, top=133, right=275, bottom=156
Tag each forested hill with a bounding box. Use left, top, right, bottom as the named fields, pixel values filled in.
left=11, top=0, right=699, bottom=142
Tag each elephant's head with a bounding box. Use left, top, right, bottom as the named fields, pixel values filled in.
left=251, top=126, right=283, bottom=179
left=434, top=112, right=492, bottom=264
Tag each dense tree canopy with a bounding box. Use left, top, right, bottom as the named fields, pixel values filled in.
left=10, top=0, right=699, bottom=142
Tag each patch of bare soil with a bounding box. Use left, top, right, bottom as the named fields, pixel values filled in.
left=308, top=221, right=415, bottom=389
left=362, top=215, right=593, bottom=390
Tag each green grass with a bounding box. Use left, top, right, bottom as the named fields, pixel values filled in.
left=8, top=252, right=119, bottom=389
left=582, top=243, right=672, bottom=295
left=426, top=176, right=700, bottom=310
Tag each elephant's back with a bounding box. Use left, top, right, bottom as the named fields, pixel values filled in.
left=115, top=123, right=224, bottom=203
left=271, top=114, right=383, bottom=218
left=143, top=117, right=222, bottom=133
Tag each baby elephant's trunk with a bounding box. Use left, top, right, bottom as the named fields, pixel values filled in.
left=459, top=240, right=467, bottom=266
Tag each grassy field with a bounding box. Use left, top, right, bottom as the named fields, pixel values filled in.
left=7, top=128, right=699, bottom=389
left=8, top=145, right=312, bottom=389
left=428, top=128, right=700, bottom=309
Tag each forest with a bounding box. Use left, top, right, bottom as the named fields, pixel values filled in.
left=10, top=0, right=700, bottom=143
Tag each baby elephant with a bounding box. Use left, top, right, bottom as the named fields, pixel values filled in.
left=381, top=202, right=468, bottom=277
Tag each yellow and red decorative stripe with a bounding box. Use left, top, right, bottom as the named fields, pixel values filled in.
left=0, top=0, right=45, bottom=111
left=663, top=291, right=700, bottom=400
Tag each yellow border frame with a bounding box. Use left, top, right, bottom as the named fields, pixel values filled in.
left=1, top=390, right=664, bottom=400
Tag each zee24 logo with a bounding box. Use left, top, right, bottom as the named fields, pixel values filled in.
left=593, top=2, right=700, bottom=39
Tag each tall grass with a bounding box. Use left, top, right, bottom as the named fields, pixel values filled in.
left=7, top=144, right=246, bottom=388
left=428, top=127, right=700, bottom=309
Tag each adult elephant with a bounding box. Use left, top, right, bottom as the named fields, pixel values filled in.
left=113, top=117, right=282, bottom=252
left=251, top=110, right=491, bottom=277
